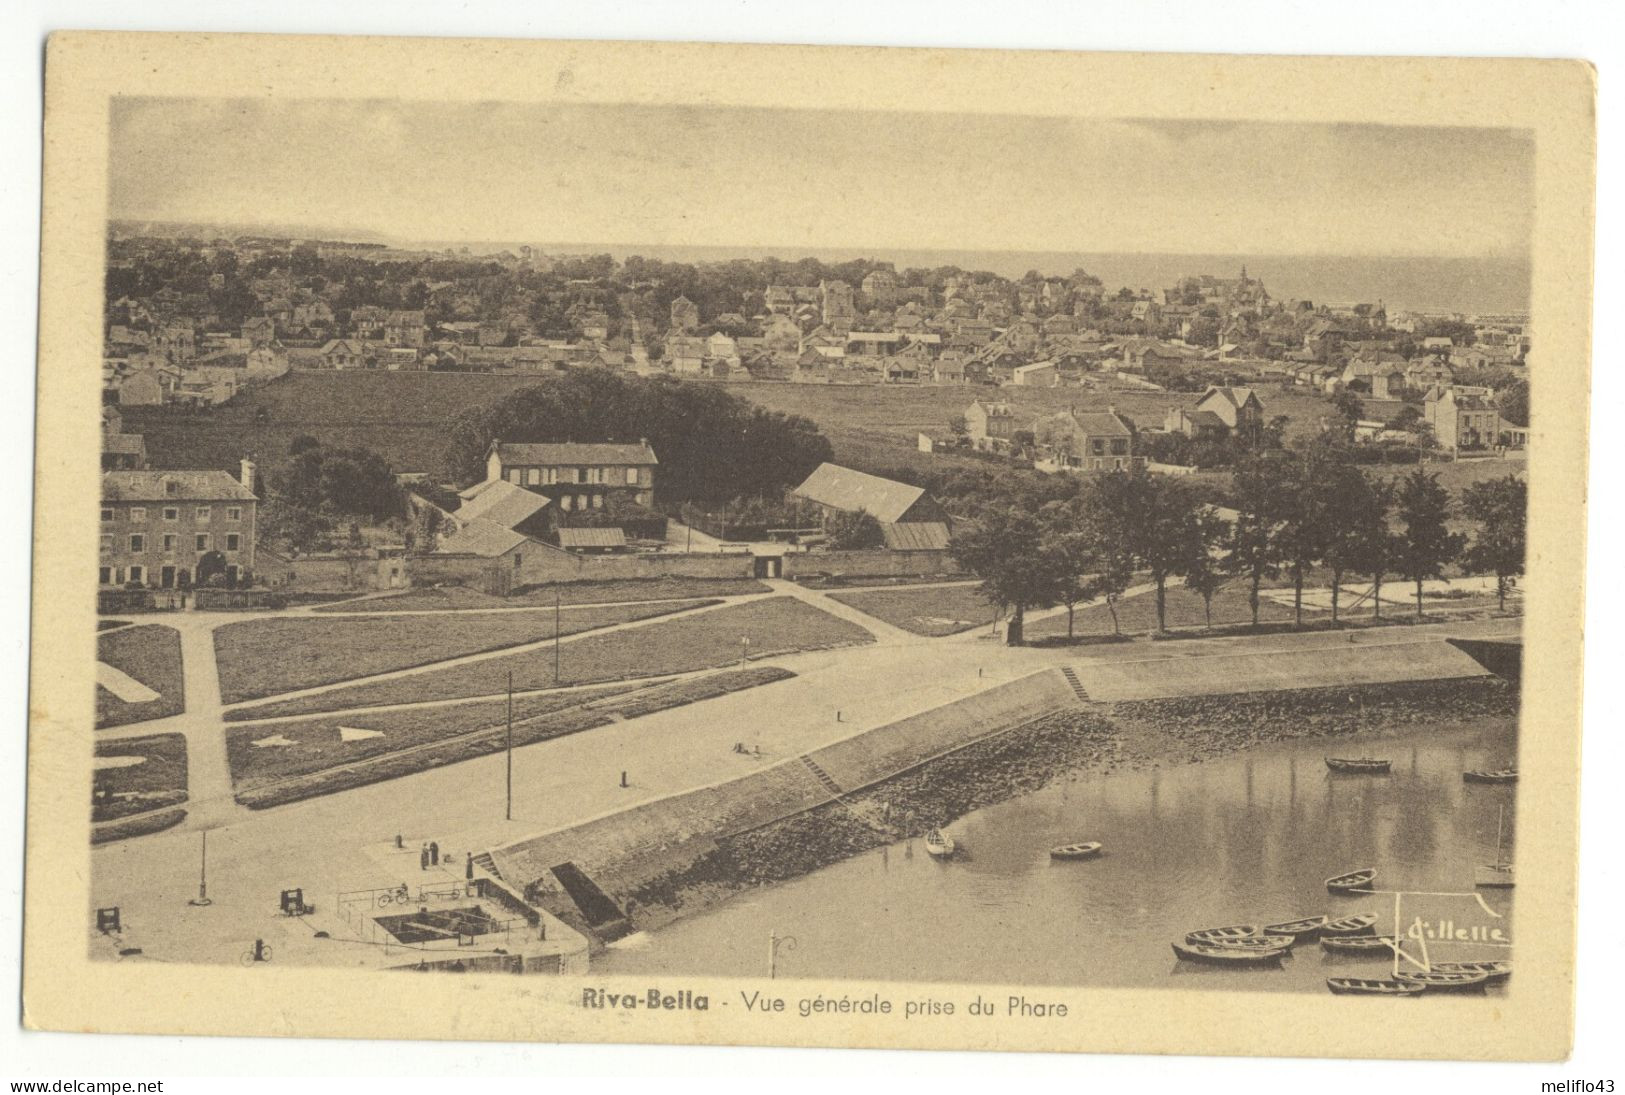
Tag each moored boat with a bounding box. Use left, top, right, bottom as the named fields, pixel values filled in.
left=1171, top=940, right=1289, bottom=966
left=1326, top=868, right=1376, bottom=894
left=1432, top=961, right=1512, bottom=984
left=923, top=829, right=955, bottom=858
left=1463, top=768, right=1518, bottom=784
left=1394, top=970, right=1491, bottom=993
left=1262, top=915, right=1328, bottom=940
left=1320, top=934, right=1399, bottom=956
left=1475, top=863, right=1515, bottom=888
left=1185, top=933, right=1295, bottom=952
left=1326, top=757, right=1392, bottom=775
left=1326, top=978, right=1423, bottom=996
left=1322, top=914, right=1378, bottom=936
left=1183, top=925, right=1259, bottom=945
left=1049, top=842, right=1103, bottom=860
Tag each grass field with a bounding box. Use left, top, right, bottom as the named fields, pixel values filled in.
left=231, top=666, right=796, bottom=808
left=830, top=584, right=997, bottom=636
left=1026, top=586, right=1324, bottom=639
left=93, top=733, right=188, bottom=822
left=215, top=599, right=715, bottom=704
left=229, top=596, right=873, bottom=718
left=96, top=625, right=185, bottom=729
left=318, top=577, right=772, bottom=613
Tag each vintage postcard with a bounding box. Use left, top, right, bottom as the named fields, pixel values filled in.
left=25, top=33, right=1593, bottom=1059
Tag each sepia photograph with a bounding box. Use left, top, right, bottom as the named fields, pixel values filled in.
left=21, top=31, right=1596, bottom=1065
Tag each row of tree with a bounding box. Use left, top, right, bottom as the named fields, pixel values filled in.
left=950, top=451, right=1526, bottom=645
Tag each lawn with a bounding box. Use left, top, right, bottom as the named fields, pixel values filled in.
left=230, top=666, right=796, bottom=808
left=830, top=584, right=997, bottom=636
left=215, top=599, right=716, bottom=704
left=1026, top=586, right=1324, bottom=639
left=93, top=733, right=188, bottom=822
left=317, top=577, right=772, bottom=614
left=228, top=596, right=873, bottom=718
left=96, top=625, right=185, bottom=729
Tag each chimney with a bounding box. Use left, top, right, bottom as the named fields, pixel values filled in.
left=240, top=458, right=257, bottom=494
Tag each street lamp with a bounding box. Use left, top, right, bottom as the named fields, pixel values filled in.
left=768, top=929, right=798, bottom=979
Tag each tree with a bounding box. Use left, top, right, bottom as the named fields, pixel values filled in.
left=1326, top=390, right=1363, bottom=442
left=1320, top=463, right=1379, bottom=625
left=1498, top=380, right=1530, bottom=430
left=1461, top=474, right=1526, bottom=610
left=1038, top=498, right=1097, bottom=639
left=1343, top=477, right=1397, bottom=620
left=949, top=507, right=1059, bottom=646
left=826, top=508, right=883, bottom=551
left=1181, top=505, right=1232, bottom=629
left=1225, top=456, right=1289, bottom=625
left=947, top=413, right=969, bottom=442
left=1091, top=468, right=1203, bottom=634
left=1275, top=447, right=1344, bottom=627
left=1394, top=468, right=1466, bottom=618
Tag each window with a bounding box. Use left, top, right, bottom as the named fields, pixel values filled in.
left=130, top=507, right=146, bottom=523
left=1111, top=439, right=1128, bottom=456
left=128, top=534, right=145, bottom=553
left=195, top=534, right=210, bottom=552
left=128, top=565, right=144, bottom=584
left=560, top=495, right=572, bottom=511
left=626, top=468, right=639, bottom=486
left=99, top=534, right=112, bottom=553
left=164, top=481, right=179, bottom=497
left=513, top=553, right=522, bottom=569
left=577, top=467, right=589, bottom=483
left=1091, top=439, right=1105, bottom=455
left=508, top=469, right=522, bottom=484
left=163, top=507, right=179, bottom=521
left=162, top=534, right=177, bottom=553
left=526, top=468, right=541, bottom=486
left=100, top=507, right=113, bottom=522
left=225, top=534, right=240, bottom=552
left=197, top=506, right=212, bottom=521
left=98, top=567, right=112, bottom=585
left=592, top=494, right=604, bottom=510
left=225, top=507, right=240, bottom=521
left=586, top=467, right=604, bottom=484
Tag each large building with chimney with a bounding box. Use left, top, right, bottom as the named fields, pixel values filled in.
left=99, top=460, right=259, bottom=588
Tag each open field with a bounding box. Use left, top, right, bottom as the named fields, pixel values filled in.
left=830, top=584, right=997, bottom=636
left=231, top=666, right=796, bottom=809
left=96, top=625, right=185, bottom=729
left=229, top=596, right=873, bottom=718
left=1027, top=586, right=1323, bottom=639
left=319, top=577, right=772, bottom=613
left=215, top=599, right=715, bottom=703
left=93, top=733, right=188, bottom=822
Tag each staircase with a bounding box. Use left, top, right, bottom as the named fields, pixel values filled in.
left=1059, top=666, right=1091, bottom=702
left=799, top=754, right=848, bottom=801
left=471, top=851, right=501, bottom=880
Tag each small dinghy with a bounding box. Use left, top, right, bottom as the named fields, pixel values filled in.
left=1320, top=934, right=1399, bottom=956
left=1326, top=757, right=1392, bottom=775
left=1326, top=868, right=1376, bottom=894
left=1184, top=925, right=1259, bottom=946
left=1327, top=978, right=1423, bottom=996
left=923, top=829, right=955, bottom=858
left=1323, top=914, right=1378, bottom=936
left=1049, top=842, right=1103, bottom=860
left=1263, top=915, right=1329, bottom=940
left=1171, top=940, right=1289, bottom=966
left=1432, top=961, right=1512, bottom=985
left=1394, top=970, right=1491, bottom=993
left=1463, top=768, right=1518, bottom=784
left=1190, top=934, right=1296, bottom=952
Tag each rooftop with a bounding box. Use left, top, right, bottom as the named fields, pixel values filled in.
left=491, top=441, right=658, bottom=467
left=102, top=470, right=255, bottom=503
left=791, top=462, right=928, bottom=525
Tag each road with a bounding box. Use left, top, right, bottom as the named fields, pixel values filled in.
left=87, top=579, right=1519, bottom=968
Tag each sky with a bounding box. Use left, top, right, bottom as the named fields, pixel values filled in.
left=107, top=98, right=1534, bottom=259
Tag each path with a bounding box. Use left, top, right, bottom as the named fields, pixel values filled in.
left=96, top=662, right=159, bottom=703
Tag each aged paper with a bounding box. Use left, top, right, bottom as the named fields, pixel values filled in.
left=27, top=32, right=1593, bottom=1059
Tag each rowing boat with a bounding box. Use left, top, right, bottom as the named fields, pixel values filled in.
left=1326, top=868, right=1376, bottom=894
left=1049, top=842, right=1103, bottom=860
left=1319, top=934, right=1399, bottom=956
left=1322, top=914, right=1378, bottom=936
left=1394, top=970, right=1491, bottom=993
left=1262, top=915, right=1328, bottom=940
left=1326, top=757, right=1392, bottom=775
left=924, top=829, right=955, bottom=858
left=1432, top=961, right=1511, bottom=984
left=1326, top=978, right=1423, bottom=996
left=1463, top=768, right=1518, bottom=784
left=1171, top=940, right=1289, bottom=966
left=1184, top=933, right=1295, bottom=952
left=1183, top=925, right=1258, bottom=945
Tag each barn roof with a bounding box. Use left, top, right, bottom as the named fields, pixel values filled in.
left=790, top=462, right=927, bottom=525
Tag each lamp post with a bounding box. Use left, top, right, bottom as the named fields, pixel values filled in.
left=188, top=829, right=212, bottom=907
left=768, top=929, right=798, bottom=979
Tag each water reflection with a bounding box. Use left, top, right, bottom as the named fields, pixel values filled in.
left=597, top=720, right=1517, bottom=993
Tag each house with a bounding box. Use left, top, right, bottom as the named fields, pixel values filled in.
left=241, top=317, right=276, bottom=349
left=486, top=439, right=658, bottom=511
left=964, top=400, right=1019, bottom=453
left=385, top=310, right=427, bottom=348
left=451, top=478, right=556, bottom=542
left=1034, top=408, right=1139, bottom=473
left=820, top=280, right=855, bottom=331
left=116, top=367, right=169, bottom=406
left=1342, top=355, right=1408, bottom=400
left=1010, top=360, right=1059, bottom=387
left=101, top=432, right=147, bottom=471
left=351, top=306, right=388, bottom=340
left=319, top=339, right=365, bottom=369
left=1164, top=386, right=1266, bottom=442
left=100, top=463, right=258, bottom=588
left=789, top=462, right=948, bottom=528
left=845, top=331, right=905, bottom=358
left=861, top=269, right=898, bottom=307
left=1424, top=387, right=1511, bottom=453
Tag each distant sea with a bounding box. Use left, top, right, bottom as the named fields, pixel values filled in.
left=418, top=242, right=1530, bottom=317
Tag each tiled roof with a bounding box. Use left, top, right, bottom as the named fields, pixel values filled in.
left=791, top=462, right=926, bottom=524
left=557, top=527, right=627, bottom=550
left=102, top=470, right=255, bottom=502
left=457, top=480, right=552, bottom=529
left=435, top=519, right=530, bottom=557
left=493, top=441, right=658, bottom=466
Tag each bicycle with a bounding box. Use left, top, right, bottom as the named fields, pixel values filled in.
left=239, top=943, right=272, bottom=966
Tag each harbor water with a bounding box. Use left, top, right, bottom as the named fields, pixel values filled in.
left=595, top=719, right=1517, bottom=993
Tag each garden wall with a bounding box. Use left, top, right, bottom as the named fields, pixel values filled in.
left=782, top=548, right=961, bottom=579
